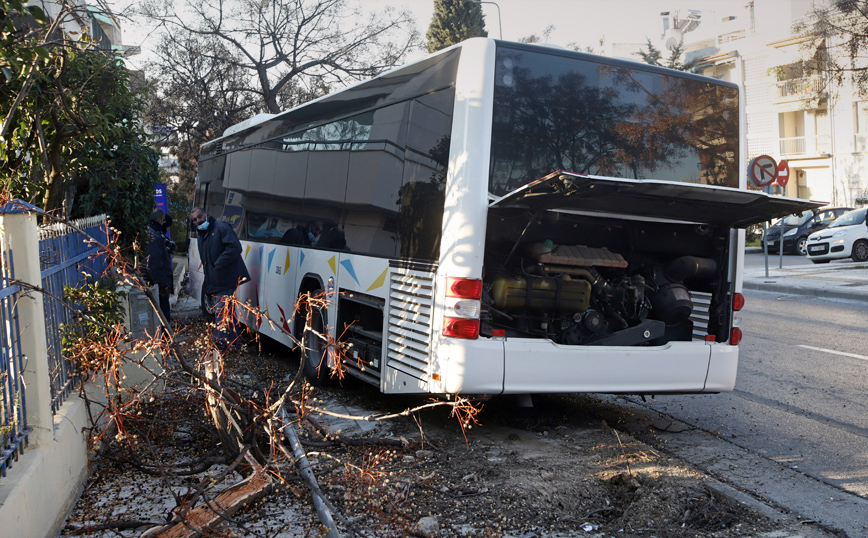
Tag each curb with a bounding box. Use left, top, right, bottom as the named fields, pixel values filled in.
left=742, top=280, right=868, bottom=302
left=594, top=394, right=861, bottom=537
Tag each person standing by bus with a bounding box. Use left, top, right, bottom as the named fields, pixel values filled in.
left=145, top=209, right=174, bottom=327
left=190, top=207, right=250, bottom=349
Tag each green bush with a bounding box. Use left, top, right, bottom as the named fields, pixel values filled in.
left=745, top=224, right=762, bottom=246
left=168, top=187, right=192, bottom=253
left=61, top=275, right=126, bottom=374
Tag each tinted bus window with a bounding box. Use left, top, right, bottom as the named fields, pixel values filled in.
left=237, top=49, right=462, bottom=147
left=490, top=45, right=740, bottom=195
left=397, top=90, right=453, bottom=261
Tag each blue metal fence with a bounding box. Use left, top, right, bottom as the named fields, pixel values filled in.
left=1, top=236, right=29, bottom=477
left=39, top=215, right=109, bottom=413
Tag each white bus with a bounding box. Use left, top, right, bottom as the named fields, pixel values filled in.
left=190, top=38, right=818, bottom=396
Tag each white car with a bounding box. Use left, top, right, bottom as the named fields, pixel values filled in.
left=805, top=208, right=868, bottom=264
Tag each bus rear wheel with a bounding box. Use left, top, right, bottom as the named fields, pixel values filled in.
left=302, top=290, right=331, bottom=385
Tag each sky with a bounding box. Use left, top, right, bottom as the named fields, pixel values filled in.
left=113, top=0, right=755, bottom=70
left=381, top=0, right=746, bottom=53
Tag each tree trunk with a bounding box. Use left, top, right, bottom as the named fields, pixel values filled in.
left=43, top=163, right=67, bottom=215
left=140, top=468, right=274, bottom=538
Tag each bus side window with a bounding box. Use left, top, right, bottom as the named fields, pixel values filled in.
left=397, top=91, right=453, bottom=261
left=342, top=103, right=408, bottom=258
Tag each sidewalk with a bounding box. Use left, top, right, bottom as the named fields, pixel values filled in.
left=743, top=247, right=868, bottom=302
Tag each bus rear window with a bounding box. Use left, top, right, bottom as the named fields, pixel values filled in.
left=489, top=46, right=740, bottom=195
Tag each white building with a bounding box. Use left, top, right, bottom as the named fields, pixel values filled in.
left=28, top=0, right=139, bottom=56
left=685, top=0, right=868, bottom=207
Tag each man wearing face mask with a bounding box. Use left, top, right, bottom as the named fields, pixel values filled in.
left=280, top=220, right=324, bottom=246
left=190, top=207, right=251, bottom=349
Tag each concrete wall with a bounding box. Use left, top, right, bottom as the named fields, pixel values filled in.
left=0, top=208, right=91, bottom=538
left=0, top=206, right=162, bottom=538
left=0, top=396, right=90, bottom=538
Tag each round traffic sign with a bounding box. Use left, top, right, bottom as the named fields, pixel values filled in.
left=777, top=160, right=790, bottom=187
left=749, top=155, right=777, bottom=187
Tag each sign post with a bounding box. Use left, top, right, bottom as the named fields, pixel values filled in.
left=749, top=156, right=778, bottom=277
left=777, top=160, right=790, bottom=188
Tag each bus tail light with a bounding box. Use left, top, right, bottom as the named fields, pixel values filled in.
left=449, top=299, right=480, bottom=318
left=730, top=293, right=744, bottom=345
left=731, top=327, right=743, bottom=345
left=444, top=317, right=480, bottom=339
left=444, top=277, right=481, bottom=339
left=447, top=278, right=482, bottom=299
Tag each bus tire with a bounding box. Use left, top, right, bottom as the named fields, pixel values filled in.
left=302, top=290, right=331, bottom=385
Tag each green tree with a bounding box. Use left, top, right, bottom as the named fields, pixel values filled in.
left=1, top=0, right=159, bottom=244
left=58, top=52, right=160, bottom=240
left=426, top=0, right=487, bottom=53
left=637, top=38, right=663, bottom=67
left=637, top=37, right=698, bottom=72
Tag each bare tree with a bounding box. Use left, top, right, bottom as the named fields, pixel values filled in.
left=795, top=1, right=868, bottom=97
left=139, top=0, right=422, bottom=114
left=518, top=25, right=555, bottom=45
left=145, top=32, right=259, bottom=188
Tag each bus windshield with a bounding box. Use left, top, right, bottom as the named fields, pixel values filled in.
left=489, top=45, right=740, bottom=196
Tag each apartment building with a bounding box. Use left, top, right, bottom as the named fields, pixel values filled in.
left=27, top=0, right=138, bottom=56
left=685, top=0, right=868, bottom=207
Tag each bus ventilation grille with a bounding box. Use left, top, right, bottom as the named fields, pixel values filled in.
left=689, top=290, right=712, bottom=341
left=387, top=268, right=435, bottom=381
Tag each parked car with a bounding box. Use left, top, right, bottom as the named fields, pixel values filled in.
left=805, top=208, right=868, bottom=263
left=761, top=207, right=854, bottom=255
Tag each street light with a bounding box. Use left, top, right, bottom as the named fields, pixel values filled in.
left=463, top=0, right=503, bottom=40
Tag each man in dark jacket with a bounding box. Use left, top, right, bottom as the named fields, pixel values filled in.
left=145, top=209, right=174, bottom=325
left=190, top=207, right=251, bottom=349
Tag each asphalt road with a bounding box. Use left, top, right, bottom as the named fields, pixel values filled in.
left=591, top=290, right=868, bottom=536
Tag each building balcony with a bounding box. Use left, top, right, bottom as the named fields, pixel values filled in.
left=718, top=30, right=745, bottom=44
left=774, top=75, right=826, bottom=102
left=779, top=135, right=831, bottom=157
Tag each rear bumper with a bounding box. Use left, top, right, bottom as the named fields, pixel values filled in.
left=430, top=337, right=737, bottom=395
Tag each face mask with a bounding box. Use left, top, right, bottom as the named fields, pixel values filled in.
left=198, top=220, right=210, bottom=231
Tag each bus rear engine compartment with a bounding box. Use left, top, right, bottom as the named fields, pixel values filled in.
left=482, top=215, right=729, bottom=347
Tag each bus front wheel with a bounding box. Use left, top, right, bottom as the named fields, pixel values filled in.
left=302, top=290, right=331, bottom=385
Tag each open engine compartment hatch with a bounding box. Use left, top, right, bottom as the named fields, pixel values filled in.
left=489, top=171, right=826, bottom=228
left=482, top=171, right=824, bottom=350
